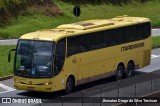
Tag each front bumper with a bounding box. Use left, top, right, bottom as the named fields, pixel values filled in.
left=14, top=82, right=53, bottom=92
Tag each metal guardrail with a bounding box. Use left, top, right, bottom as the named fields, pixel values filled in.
left=34, top=70, right=160, bottom=106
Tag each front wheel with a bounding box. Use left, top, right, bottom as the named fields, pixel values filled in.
left=65, top=77, right=74, bottom=94
left=116, top=65, right=124, bottom=80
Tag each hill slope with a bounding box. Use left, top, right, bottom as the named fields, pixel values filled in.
left=0, top=0, right=63, bottom=26
left=0, top=0, right=160, bottom=38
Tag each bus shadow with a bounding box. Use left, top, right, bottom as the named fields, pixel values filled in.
left=135, top=70, right=147, bottom=75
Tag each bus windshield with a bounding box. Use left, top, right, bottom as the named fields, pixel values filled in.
left=15, top=40, right=54, bottom=78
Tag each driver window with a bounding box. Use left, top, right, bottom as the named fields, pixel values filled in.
left=54, top=39, right=66, bottom=76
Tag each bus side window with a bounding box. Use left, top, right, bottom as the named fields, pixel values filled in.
left=92, top=31, right=105, bottom=49
left=144, top=22, right=151, bottom=38
left=114, top=28, right=123, bottom=45
left=126, top=25, right=137, bottom=42
left=78, top=36, right=87, bottom=52
left=67, top=35, right=91, bottom=56
left=130, top=25, right=137, bottom=42
left=67, top=36, right=82, bottom=56
left=54, top=39, right=66, bottom=76
left=137, top=24, right=144, bottom=40
left=104, top=29, right=114, bottom=47
left=137, top=22, right=151, bottom=40
left=81, top=34, right=92, bottom=51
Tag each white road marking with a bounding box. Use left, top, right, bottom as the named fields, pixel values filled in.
left=0, top=89, right=15, bottom=94
left=0, top=83, right=15, bottom=93
left=151, top=55, right=160, bottom=58
left=152, top=29, right=158, bottom=31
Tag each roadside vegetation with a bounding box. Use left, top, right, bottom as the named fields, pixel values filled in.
left=152, top=36, right=160, bottom=48
left=0, top=45, right=15, bottom=77
left=0, top=0, right=63, bottom=26
left=0, top=0, right=160, bottom=38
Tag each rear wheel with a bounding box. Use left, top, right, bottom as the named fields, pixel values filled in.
left=116, top=65, right=124, bottom=80
left=126, top=62, right=134, bottom=78
left=65, top=77, right=74, bottom=94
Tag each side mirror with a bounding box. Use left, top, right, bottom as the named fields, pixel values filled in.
left=8, top=49, right=16, bottom=62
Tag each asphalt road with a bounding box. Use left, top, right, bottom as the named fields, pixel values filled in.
left=152, top=28, right=160, bottom=36
left=0, top=48, right=160, bottom=106
left=0, top=39, right=18, bottom=45
left=0, top=28, right=160, bottom=45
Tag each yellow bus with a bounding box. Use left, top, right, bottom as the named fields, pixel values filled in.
left=8, top=16, right=151, bottom=93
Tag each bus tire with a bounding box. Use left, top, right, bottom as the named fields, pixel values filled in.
left=65, top=77, right=74, bottom=94
left=116, top=65, right=124, bottom=80
left=126, top=62, right=134, bottom=78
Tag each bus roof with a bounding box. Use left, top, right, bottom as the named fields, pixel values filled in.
left=20, top=16, right=150, bottom=42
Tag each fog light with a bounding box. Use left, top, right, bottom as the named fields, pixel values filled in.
left=43, top=82, right=52, bottom=85
left=14, top=80, right=20, bottom=83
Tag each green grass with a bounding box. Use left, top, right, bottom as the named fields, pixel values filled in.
left=152, top=36, right=160, bottom=48
left=0, top=45, right=16, bottom=77
left=0, top=0, right=160, bottom=38
left=0, top=37, right=159, bottom=77
left=0, top=15, right=74, bottom=38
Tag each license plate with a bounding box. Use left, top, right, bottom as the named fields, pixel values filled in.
left=28, top=87, right=34, bottom=91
